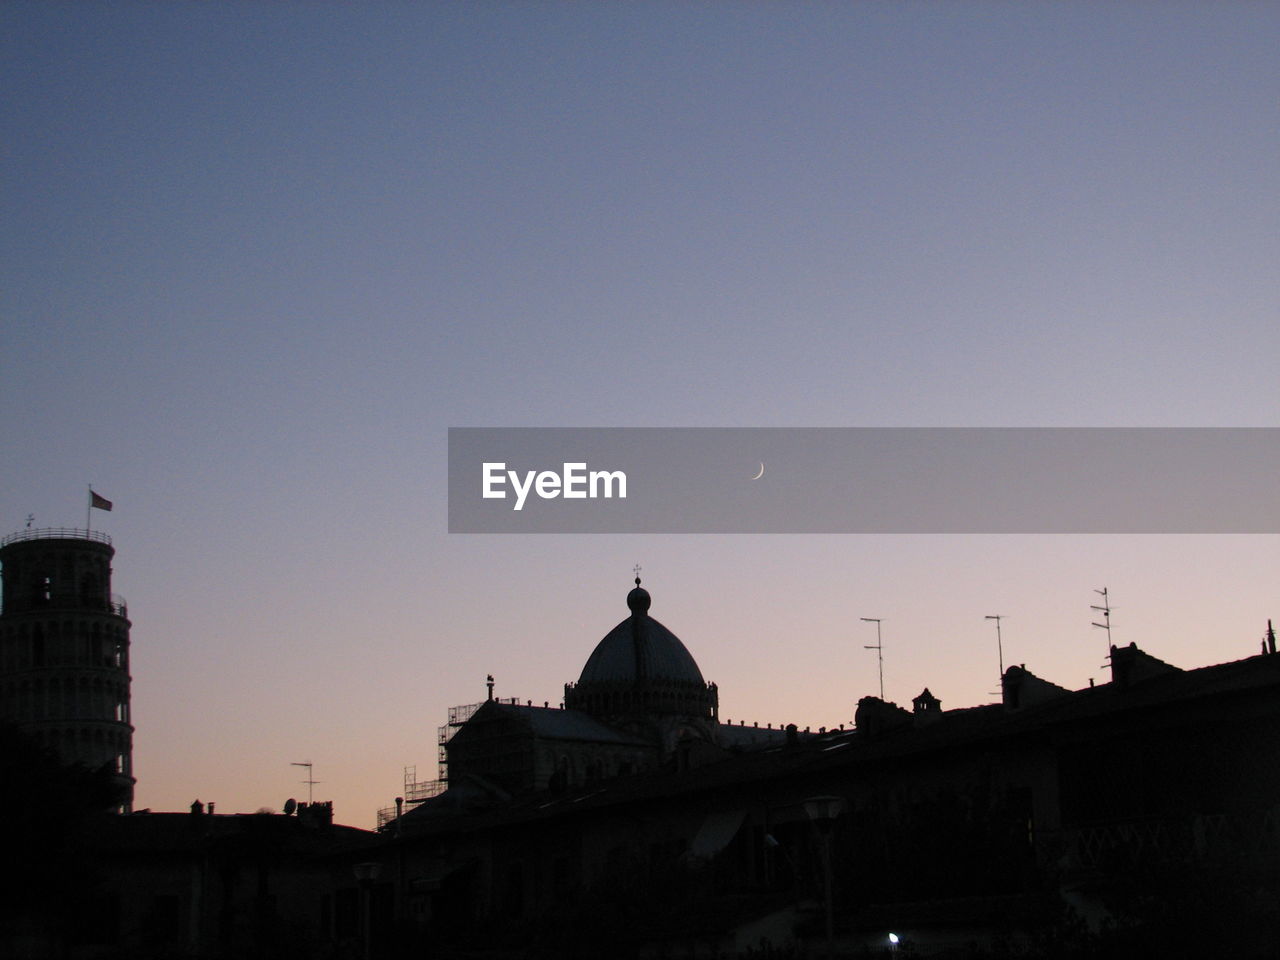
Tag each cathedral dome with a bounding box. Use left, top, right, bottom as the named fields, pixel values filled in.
left=565, top=579, right=717, bottom=720
left=579, top=588, right=704, bottom=687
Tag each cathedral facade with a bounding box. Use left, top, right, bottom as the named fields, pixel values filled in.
left=441, top=578, right=784, bottom=801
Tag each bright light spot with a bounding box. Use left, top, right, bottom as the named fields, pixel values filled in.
left=888, top=932, right=900, bottom=944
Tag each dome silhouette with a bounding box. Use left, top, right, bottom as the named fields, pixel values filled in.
left=565, top=578, right=716, bottom=720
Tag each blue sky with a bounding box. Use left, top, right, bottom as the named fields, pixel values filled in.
left=3, top=3, right=1277, bottom=826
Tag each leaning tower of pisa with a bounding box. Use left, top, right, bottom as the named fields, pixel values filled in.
left=0, top=527, right=134, bottom=810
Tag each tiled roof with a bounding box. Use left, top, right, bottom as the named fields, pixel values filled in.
left=489, top=701, right=652, bottom=745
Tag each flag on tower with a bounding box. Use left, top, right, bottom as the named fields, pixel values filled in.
left=90, top=490, right=113, bottom=512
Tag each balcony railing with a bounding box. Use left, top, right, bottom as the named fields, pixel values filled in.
left=0, top=591, right=129, bottom=617
left=1, top=527, right=112, bottom=548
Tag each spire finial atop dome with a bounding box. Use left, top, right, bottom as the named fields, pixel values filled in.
left=627, top=566, right=650, bottom=615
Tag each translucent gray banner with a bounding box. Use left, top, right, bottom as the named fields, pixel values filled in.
left=447, top=428, right=1279, bottom=533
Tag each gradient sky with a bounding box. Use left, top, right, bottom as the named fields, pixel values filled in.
left=3, top=3, right=1277, bottom=828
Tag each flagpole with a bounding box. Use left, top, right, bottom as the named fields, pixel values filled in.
left=87, top=484, right=92, bottom=534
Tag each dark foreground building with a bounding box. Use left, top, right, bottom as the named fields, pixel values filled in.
left=7, top=573, right=1277, bottom=959
left=0, top=777, right=379, bottom=960
left=369, top=584, right=1280, bottom=959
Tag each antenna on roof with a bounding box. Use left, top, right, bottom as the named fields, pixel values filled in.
left=1265, top=619, right=1276, bottom=656
left=290, top=761, right=321, bottom=805
left=1091, top=587, right=1112, bottom=658
left=986, top=615, right=1006, bottom=694
left=861, top=618, right=884, bottom=700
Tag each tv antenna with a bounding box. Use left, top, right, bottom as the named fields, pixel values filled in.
left=1091, top=587, right=1112, bottom=658
left=985, top=614, right=1006, bottom=694
left=291, top=761, right=321, bottom=804
left=861, top=617, right=884, bottom=700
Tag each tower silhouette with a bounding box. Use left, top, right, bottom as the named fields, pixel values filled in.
left=0, top=528, right=134, bottom=810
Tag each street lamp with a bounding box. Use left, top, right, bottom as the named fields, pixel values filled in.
left=764, top=832, right=799, bottom=888
left=803, top=796, right=846, bottom=960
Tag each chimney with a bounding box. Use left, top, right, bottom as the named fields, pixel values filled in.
left=854, top=696, right=912, bottom=738
left=1002, top=665, right=1070, bottom=711
left=912, top=688, right=942, bottom=724
left=1109, top=642, right=1180, bottom=690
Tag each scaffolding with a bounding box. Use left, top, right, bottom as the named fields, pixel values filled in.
left=438, top=697, right=519, bottom=783
left=377, top=697, right=520, bottom=829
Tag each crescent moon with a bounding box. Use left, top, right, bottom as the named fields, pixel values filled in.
left=750, top=462, right=765, bottom=480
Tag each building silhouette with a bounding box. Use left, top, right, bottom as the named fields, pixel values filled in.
left=439, top=579, right=787, bottom=806
left=0, top=527, right=134, bottom=809
left=373, top=579, right=1280, bottom=958
left=5, top=566, right=1277, bottom=958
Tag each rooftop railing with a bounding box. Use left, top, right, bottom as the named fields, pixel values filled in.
left=1, top=527, right=112, bottom=548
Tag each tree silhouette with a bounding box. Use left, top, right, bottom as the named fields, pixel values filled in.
left=0, top=721, right=128, bottom=954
